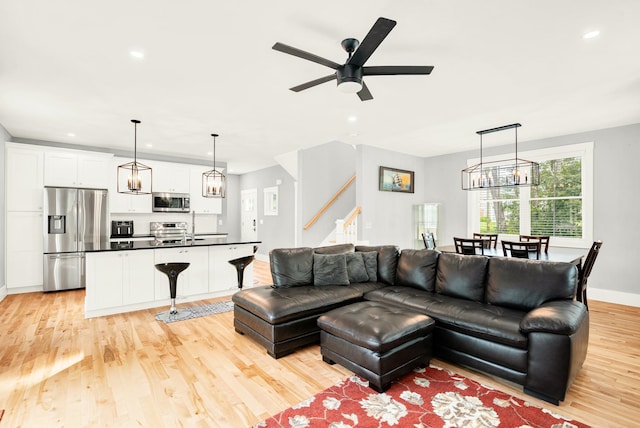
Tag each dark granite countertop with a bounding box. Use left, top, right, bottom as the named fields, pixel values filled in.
left=45, top=238, right=260, bottom=254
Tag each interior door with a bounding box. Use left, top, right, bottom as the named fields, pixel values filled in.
left=241, top=189, right=258, bottom=242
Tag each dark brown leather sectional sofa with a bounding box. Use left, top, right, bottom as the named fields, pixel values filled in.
left=232, top=243, right=589, bottom=405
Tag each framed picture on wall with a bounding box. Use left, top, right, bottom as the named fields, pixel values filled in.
left=263, top=186, right=278, bottom=215
left=379, top=166, right=414, bottom=193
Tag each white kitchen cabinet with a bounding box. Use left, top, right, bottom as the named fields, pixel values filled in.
left=189, top=166, right=223, bottom=214
left=85, top=250, right=155, bottom=311
left=152, top=161, right=190, bottom=194
left=109, top=157, right=152, bottom=213
left=209, top=244, right=254, bottom=292
left=154, top=246, right=209, bottom=300
left=6, top=211, right=44, bottom=289
left=44, top=149, right=112, bottom=189
left=122, top=251, right=156, bottom=305
left=5, top=145, right=44, bottom=211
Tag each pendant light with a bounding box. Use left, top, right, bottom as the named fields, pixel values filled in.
left=117, top=119, right=152, bottom=194
left=202, top=133, right=226, bottom=198
left=461, top=123, right=540, bottom=190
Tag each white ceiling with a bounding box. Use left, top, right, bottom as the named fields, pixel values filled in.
left=1, top=1, right=639, bottom=174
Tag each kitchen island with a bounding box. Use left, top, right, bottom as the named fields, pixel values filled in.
left=84, top=238, right=260, bottom=318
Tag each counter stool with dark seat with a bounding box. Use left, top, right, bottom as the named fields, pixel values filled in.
left=155, top=262, right=191, bottom=322
left=227, top=246, right=258, bottom=289
left=317, top=301, right=435, bottom=392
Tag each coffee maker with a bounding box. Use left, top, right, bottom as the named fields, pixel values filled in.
left=111, top=220, right=134, bottom=238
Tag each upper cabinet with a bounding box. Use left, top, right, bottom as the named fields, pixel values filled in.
left=109, top=156, right=152, bottom=213
left=44, top=149, right=112, bottom=189
left=152, top=161, right=190, bottom=194
left=6, top=144, right=44, bottom=211
left=189, top=166, right=223, bottom=214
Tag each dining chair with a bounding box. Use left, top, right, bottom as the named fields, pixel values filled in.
left=473, top=232, right=498, bottom=249
left=422, top=232, right=436, bottom=250
left=501, top=240, right=541, bottom=259
left=577, top=240, right=603, bottom=310
left=453, top=237, right=485, bottom=255
left=520, top=235, right=550, bottom=253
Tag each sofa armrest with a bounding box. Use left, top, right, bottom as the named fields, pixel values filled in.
left=520, top=300, right=587, bottom=335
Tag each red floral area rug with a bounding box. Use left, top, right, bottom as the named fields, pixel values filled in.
left=255, top=365, right=589, bottom=428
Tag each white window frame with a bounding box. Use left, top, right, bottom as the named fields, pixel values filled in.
left=467, top=142, right=593, bottom=248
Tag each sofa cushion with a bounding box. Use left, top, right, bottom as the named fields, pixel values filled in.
left=435, top=252, right=488, bottom=302
left=313, top=253, right=350, bottom=286
left=270, top=247, right=314, bottom=287
left=314, top=243, right=354, bottom=254
left=365, top=286, right=528, bottom=349
left=355, top=245, right=400, bottom=285
left=232, top=285, right=363, bottom=324
left=345, top=252, right=369, bottom=283
left=360, top=251, right=378, bottom=282
left=395, top=249, right=439, bottom=291
left=486, top=258, right=578, bottom=311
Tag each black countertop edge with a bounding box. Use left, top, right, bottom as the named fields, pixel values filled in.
left=44, top=239, right=261, bottom=253
left=109, top=233, right=229, bottom=240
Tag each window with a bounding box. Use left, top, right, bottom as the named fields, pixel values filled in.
left=468, top=143, right=593, bottom=247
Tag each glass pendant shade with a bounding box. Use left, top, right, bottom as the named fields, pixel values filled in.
left=118, top=119, right=152, bottom=194
left=461, top=123, right=540, bottom=190
left=202, top=133, right=226, bottom=198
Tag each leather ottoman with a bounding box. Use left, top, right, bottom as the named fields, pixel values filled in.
left=317, top=301, right=435, bottom=392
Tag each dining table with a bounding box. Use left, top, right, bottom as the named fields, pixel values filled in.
left=437, top=245, right=586, bottom=269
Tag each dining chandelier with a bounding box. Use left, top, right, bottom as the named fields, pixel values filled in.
left=202, top=133, right=226, bottom=198
left=461, top=123, right=540, bottom=190
left=117, top=119, right=152, bottom=194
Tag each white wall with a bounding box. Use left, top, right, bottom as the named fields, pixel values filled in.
left=356, top=145, right=426, bottom=249
left=0, top=123, right=11, bottom=298
left=423, top=123, right=640, bottom=305
left=239, top=165, right=295, bottom=257
left=299, top=141, right=356, bottom=247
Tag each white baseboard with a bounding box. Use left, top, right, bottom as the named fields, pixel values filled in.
left=589, top=287, right=640, bottom=307
left=0, top=285, right=7, bottom=302
left=255, top=253, right=268, bottom=262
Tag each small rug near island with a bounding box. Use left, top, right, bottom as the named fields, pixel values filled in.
left=155, top=300, right=234, bottom=323
left=255, top=365, right=589, bottom=428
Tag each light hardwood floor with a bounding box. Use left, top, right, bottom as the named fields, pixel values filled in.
left=1, top=260, right=639, bottom=427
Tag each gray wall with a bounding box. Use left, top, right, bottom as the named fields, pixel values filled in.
left=423, top=123, right=640, bottom=298
left=0, top=123, right=11, bottom=291
left=238, top=164, right=295, bottom=256
left=299, top=142, right=356, bottom=247
left=356, top=145, right=426, bottom=249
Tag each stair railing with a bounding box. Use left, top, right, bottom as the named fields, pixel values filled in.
left=304, top=175, right=356, bottom=230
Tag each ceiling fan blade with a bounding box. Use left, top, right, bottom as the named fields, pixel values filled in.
left=348, top=17, right=396, bottom=67
left=357, top=81, right=373, bottom=101
left=364, top=65, right=434, bottom=76
left=290, top=74, right=336, bottom=92
left=272, top=42, right=341, bottom=70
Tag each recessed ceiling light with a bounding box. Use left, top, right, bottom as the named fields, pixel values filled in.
left=348, top=131, right=359, bottom=137
left=348, top=116, right=358, bottom=123
left=67, top=132, right=75, bottom=137
left=145, top=143, right=152, bottom=148
left=129, top=50, right=145, bottom=59
left=207, top=151, right=213, bottom=156
left=583, top=30, right=600, bottom=39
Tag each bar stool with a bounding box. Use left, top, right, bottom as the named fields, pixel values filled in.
left=155, top=262, right=191, bottom=322
left=227, top=255, right=254, bottom=289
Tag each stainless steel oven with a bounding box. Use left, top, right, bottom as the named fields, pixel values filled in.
left=152, top=192, right=190, bottom=212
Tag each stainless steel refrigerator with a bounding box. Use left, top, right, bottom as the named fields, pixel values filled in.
left=43, top=187, right=109, bottom=292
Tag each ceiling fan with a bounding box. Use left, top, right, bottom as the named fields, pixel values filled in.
left=272, top=17, right=434, bottom=101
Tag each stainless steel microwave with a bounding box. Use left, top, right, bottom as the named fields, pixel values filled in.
left=152, top=192, right=190, bottom=212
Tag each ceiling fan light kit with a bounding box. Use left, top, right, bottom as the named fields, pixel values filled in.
left=461, top=123, right=540, bottom=191
left=273, top=17, right=434, bottom=101
left=117, top=119, right=153, bottom=195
